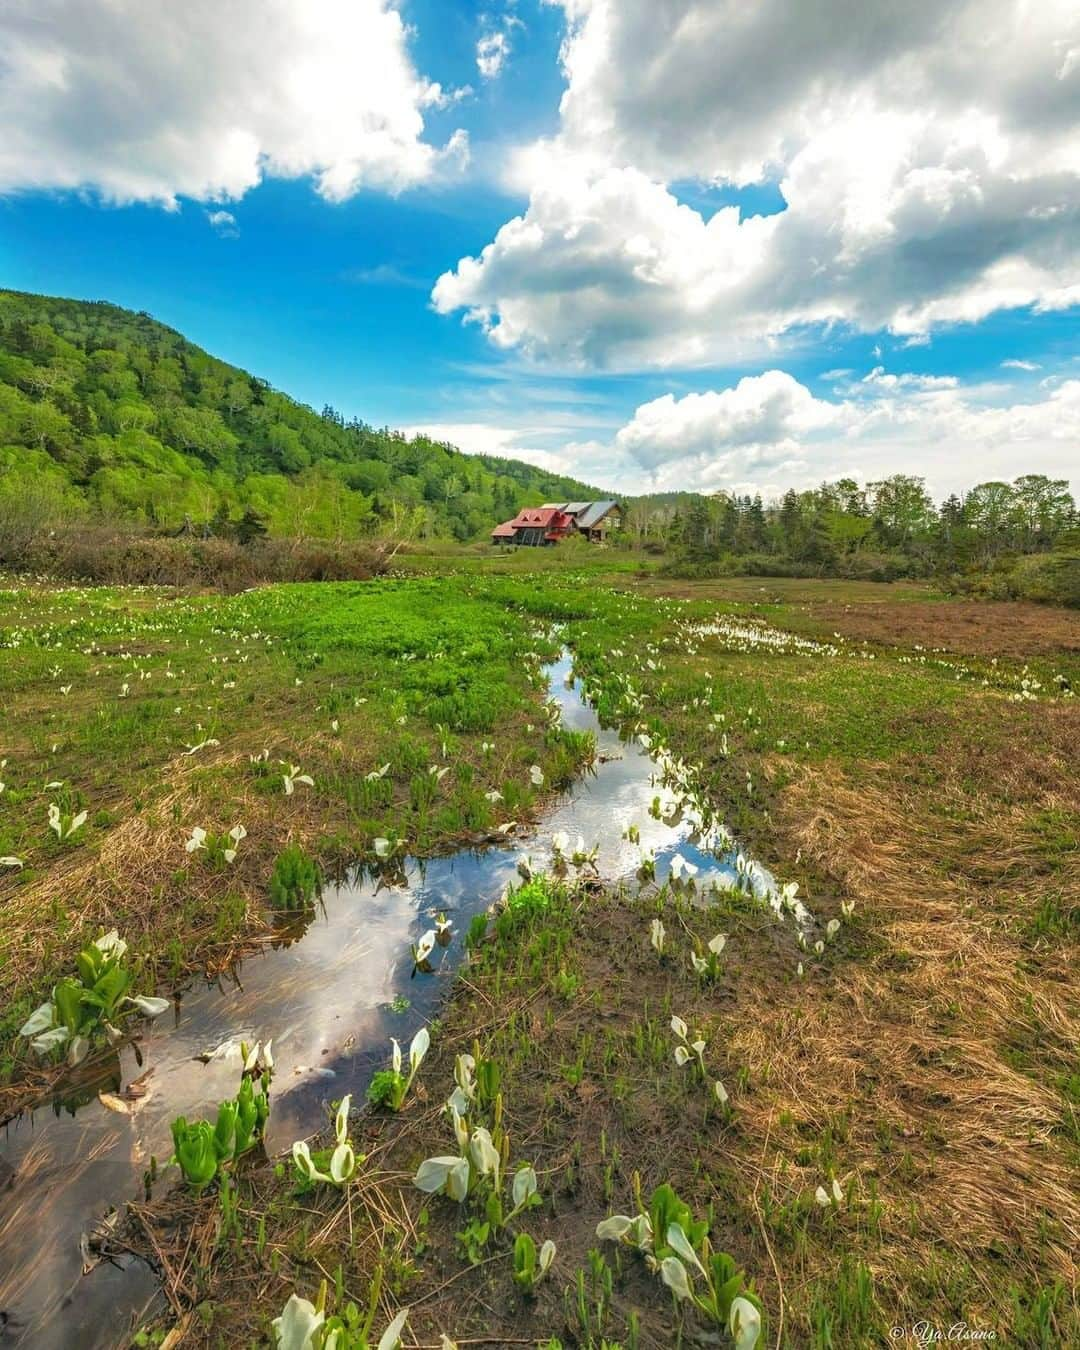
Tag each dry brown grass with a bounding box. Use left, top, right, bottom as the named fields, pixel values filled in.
left=736, top=763, right=1080, bottom=1292
left=791, top=598, right=1080, bottom=659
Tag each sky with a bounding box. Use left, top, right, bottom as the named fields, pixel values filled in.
left=0, top=0, right=1077, bottom=501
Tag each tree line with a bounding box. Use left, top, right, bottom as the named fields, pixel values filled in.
left=638, top=474, right=1078, bottom=602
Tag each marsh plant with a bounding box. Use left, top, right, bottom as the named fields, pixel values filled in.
left=185, top=824, right=247, bottom=867
left=670, top=1015, right=707, bottom=1078
left=513, top=1232, right=556, bottom=1294
left=280, top=762, right=315, bottom=796
left=269, top=844, right=322, bottom=911
left=366, top=1026, right=430, bottom=1111
left=690, top=934, right=727, bottom=982
left=597, top=1182, right=763, bottom=1347
left=272, top=1275, right=408, bottom=1350
left=414, top=1079, right=542, bottom=1257
left=293, top=1094, right=361, bottom=1190
left=19, top=930, right=170, bottom=1066
left=47, top=800, right=88, bottom=843
left=171, top=1043, right=273, bottom=1191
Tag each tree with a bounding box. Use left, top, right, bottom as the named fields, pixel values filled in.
left=1011, top=474, right=1074, bottom=547
left=868, top=475, right=936, bottom=545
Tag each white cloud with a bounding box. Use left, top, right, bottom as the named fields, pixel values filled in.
left=0, top=0, right=466, bottom=205
left=435, top=0, right=1080, bottom=367
left=1001, top=358, right=1041, bottom=371
left=591, top=371, right=1080, bottom=498
left=615, top=372, right=842, bottom=473
left=477, top=31, right=511, bottom=80
left=206, top=209, right=238, bottom=238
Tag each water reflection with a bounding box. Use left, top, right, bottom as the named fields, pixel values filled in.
left=0, top=650, right=779, bottom=1347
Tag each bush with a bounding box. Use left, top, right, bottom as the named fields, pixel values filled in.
left=1007, top=552, right=1080, bottom=608
left=0, top=524, right=389, bottom=591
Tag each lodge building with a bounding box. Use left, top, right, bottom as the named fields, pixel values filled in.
left=490, top=500, right=622, bottom=547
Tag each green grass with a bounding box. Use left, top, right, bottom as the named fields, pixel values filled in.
left=3, top=567, right=1077, bottom=1348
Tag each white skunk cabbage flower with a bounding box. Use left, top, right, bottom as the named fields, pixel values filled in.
left=511, top=1165, right=538, bottom=1211
left=538, top=1238, right=556, bottom=1279
left=391, top=1038, right=403, bottom=1075
left=484, top=789, right=503, bottom=802
left=374, top=837, right=392, bottom=858
left=690, top=953, right=708, bottom=976
left=707, top=934, right=727, bottom=955
left=243, top=1039, right=274, bottom=1073
left=675, top=1045, right=692, bottom=1067
left=670, top=1015, right=688, bottom=1039
left=815, top=1178, right=844, bottom=1206
left=826, top=918, right=841, bottom=939
left=666, top=1223, right=706, bottom=1276
left=19, top=1002, right=55, bottom=1038
left=127, top=994, right=170, bottom=1018
left=413, top=930, right=437, bottom=972
left=95, top=930, right=128, bottom=959
left=184, top=826, right=207, bottom=854
left=334, top=1093, right=353, bottom=1145
left=552, top=830, right=569, bottom=855
left=713, top=1080, right=729, bottom=1104
left=595, top=1213, right=652, bottom=1248
left=529, top=764, right=544, bottom=786
left=414, top=1155, right=470, bottom=1202
left=365, top=763, right=391, bottom=782
left=409, top=1026, right=430, bottom=1072
left=660, top=1256, right=693, bottom=1301
left=281, top=764, right=314, bottom=796
left=0, top=856, right=24, bottom=869
left=841, top=900, right=855, bottom=918
left=470, top=1127, right=500, bottom=1184
left=292, top=1141, right=332, bottom=1186
left=650, top=918, right=666, bottom=955
left=272, top=1293, right=324, bottom=1350
left=729, top=1295, right=762, bottom=1350
left=223, top=824, right=247, bottom=864
left=48, top=803, right=87, bottom=840
left=435, top=914, right=453, bottom=946
left=374, top=1310, right=408, bottom=1350
left=329, top=1140, right=357, bottom=1185
left=67, top=1033, right=90, bottom=1066
left=449, top=1104, right=469, bottom=1152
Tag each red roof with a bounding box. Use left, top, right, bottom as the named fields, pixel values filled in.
left=509, top=507, right=569, bottom=529
left=491, top=520, right=516, bottom=538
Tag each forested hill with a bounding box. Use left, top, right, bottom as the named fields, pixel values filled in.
left=0, top=289, right=601, bottom=540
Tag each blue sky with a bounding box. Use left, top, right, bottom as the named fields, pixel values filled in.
left=1, top=0, right=1077, bottom=498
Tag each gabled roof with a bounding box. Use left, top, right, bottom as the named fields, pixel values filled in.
left=491, top=520, right=516, bottom=538
left=510, top=506, right=568, bottom=528
left=575, top=500, right=620, bottom=529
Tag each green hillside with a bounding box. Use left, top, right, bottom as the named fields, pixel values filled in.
left=0, top=290, right=602, bottom=541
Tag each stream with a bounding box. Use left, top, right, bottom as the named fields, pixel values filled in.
left=0, top=649, right=784, bottom=1347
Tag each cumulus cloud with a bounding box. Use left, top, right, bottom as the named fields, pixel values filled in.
left=435, top=0, right=1080, bottom=367
left=0, top=0, right=466, bottom=205
left=596, top=370, right=1080, bottom=497
left=615, top=372, right=842, bottom=473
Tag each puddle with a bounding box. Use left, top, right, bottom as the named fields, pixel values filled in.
left=0, top=650, right=791, bottom=1347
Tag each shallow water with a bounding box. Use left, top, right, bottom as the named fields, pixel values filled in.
left=0, top=650, right=779, bottom=1347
